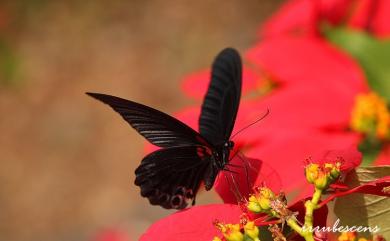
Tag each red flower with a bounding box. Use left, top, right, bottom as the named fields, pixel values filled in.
left=261, top=0, right=390, bottom=38
left=245, top=35, right=390, bottom=165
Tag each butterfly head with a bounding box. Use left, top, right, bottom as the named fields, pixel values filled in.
left=224, top=141, right=235, bottom=150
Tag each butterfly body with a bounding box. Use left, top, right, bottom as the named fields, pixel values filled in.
left=87, top=48, right=242, bottom=209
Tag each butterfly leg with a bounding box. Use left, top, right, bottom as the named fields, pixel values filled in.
left=223, top=170, right=245, bottom=203
left=235, top=152, right=254, bottom=196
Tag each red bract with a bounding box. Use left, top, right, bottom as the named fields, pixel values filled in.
left=246, top=36, right=368, bottom=93
left=307, top=147, right=362, bottom=173
left=139, top=204, right=241, bottom=241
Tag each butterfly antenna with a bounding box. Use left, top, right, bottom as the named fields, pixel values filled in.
left=231, top=108, right=270, bottom=139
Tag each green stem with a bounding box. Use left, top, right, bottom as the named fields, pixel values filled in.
left=301, top=188, right=323, bottom=241
left=286, top=218, right=303, bottom=236
left=275, top=188, right=323, bottom=241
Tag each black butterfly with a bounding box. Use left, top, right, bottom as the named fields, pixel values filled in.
left=87, top=48, right=242, bottom=209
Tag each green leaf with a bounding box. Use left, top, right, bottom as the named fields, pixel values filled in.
left=358, top=137, right=382, bottom=165
left=333, top=166, right=390, bottom=240
left=325, top=28, right=390, bottom=102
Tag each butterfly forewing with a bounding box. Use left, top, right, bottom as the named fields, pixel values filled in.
left=86, top=93, right=210, bottom=148
left=199, top=48, right=242, bottom=145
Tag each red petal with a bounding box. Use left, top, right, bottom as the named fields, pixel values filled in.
left=349, top=0, right=372, bottom=29
left=261, top=0, right=352, bottom=38
left=349, top=0, right=390, bottom=38
left=246, top=36, right=368, bottom=94
left=139, top=204, right=241, bottom=241
left=372, top=0, right=390, bottom=38
left=214, top=155, right=282, bottom=204
left=181, top=66, right=261, bottom=99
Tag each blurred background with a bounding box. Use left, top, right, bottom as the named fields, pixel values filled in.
left=0, top=1, right=283, bottom=240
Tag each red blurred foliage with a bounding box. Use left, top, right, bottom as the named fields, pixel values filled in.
left=91, top=229, right=130, bottom=241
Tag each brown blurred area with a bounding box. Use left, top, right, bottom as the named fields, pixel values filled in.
left=0, top=1, right=282, bottom=240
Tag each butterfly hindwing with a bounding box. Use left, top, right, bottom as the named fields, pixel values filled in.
left=199, top=48, right=242, bottom=144
left=86, top=93, right=210, bottom=148
left=134, top=146, right=212, bottom=209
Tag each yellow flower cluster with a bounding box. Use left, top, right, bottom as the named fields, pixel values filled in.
left=305, top=162, right=341, bottom=190
left=247, top=187, right=275, bottom=213
left=213, top=221, right=260, bottom=241
left=351, top=92, right=390, bottom=140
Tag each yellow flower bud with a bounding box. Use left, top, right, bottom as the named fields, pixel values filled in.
left=223, top=224, right=244, bottom=241
left=244, top=221, right=260, bottom=241
left=330, top=163, right=341, bottom=179
left=247, top=196, right=262, bottom=213
left=305, top=164, right=320, bottom=184
left=215, top=222, right=244, bottom=241
left=259, top=187, right=275, bottom=199
left=314, top=173, right=329, bottom=189
left=258, top=196, right=271, bottom=211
